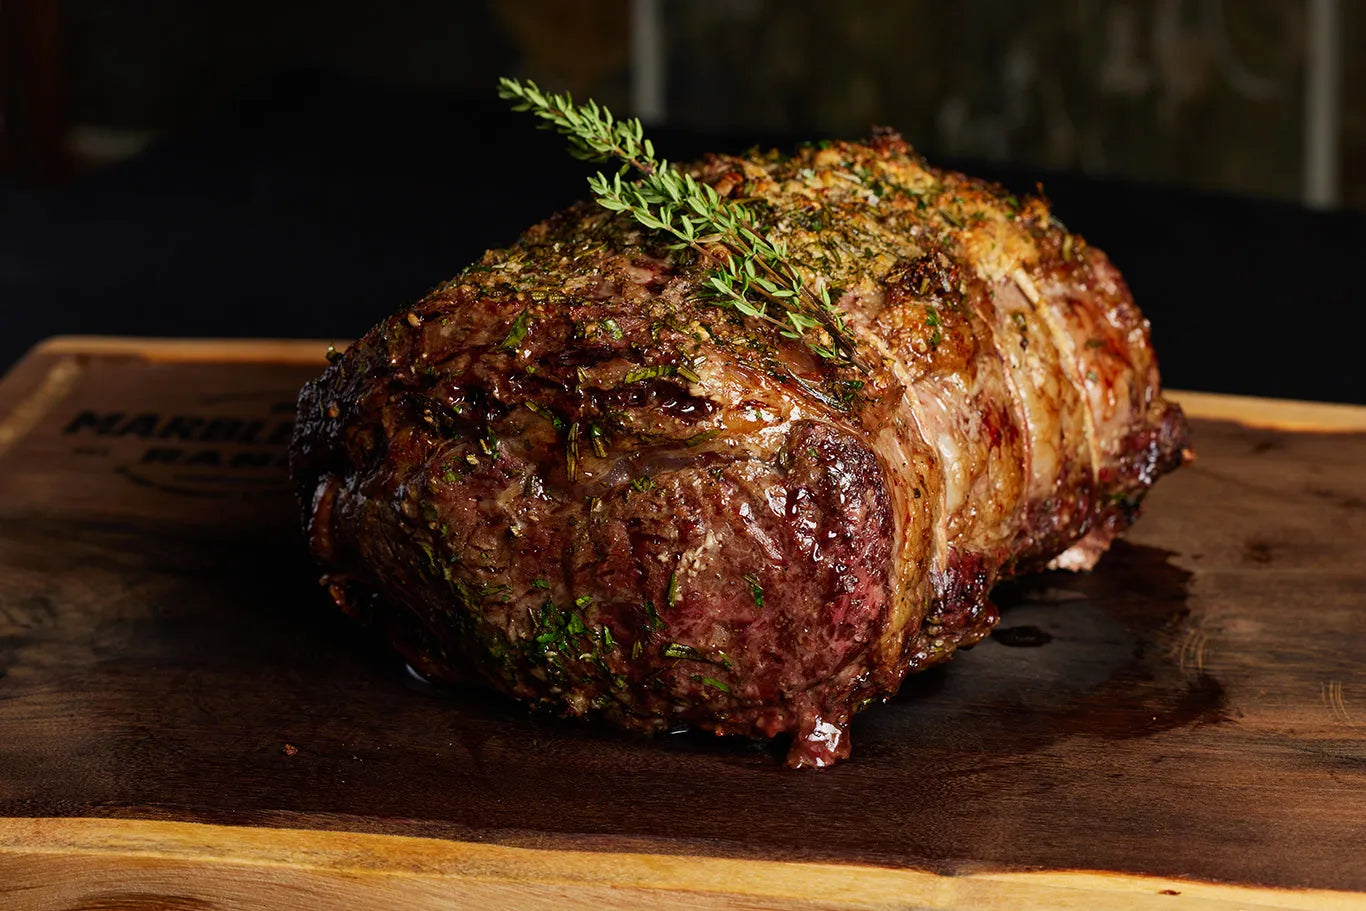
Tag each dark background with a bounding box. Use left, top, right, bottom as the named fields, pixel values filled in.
left=2, top=1, right=1363, bottom=402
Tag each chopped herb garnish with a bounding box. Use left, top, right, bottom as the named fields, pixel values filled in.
left=834, top=378, right=865, bottom=408
left=499, top=310, right=530, bottom=351
left=701, top=677, right=731, bottom=694
left=524, top=401, right=563, bottom=430
left=684, top=428, right=723, bottom=447
left=630, top=476, right=657, bottom=493
left=566, top=422, right=580, bottom=482
left=574, top=594, right=592, bottom=608
left=417, top=541, right=438, bottom=570
left=666, top=572, right=679, bottom=608
left=663, top=643, right=733, bottom=669
left=642, top=599, right=663, bottom=631
left=624, top=364, right=673, bottom=384
left=743, top=573, right=764, bottom=607
left=531, top=578, right=550, bottom=590
left=662, top=642, right=703, bottom=661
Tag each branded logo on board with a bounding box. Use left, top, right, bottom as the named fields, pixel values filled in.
left=61, top=397, right=296, bottom=498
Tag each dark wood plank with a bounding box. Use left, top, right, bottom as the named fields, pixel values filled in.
left=0, top=340, right=1363, bottom=893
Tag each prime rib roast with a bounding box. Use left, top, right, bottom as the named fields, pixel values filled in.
left=291, top=132, right=1189, bottom=768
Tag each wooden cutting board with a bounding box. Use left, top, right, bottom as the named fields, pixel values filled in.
left=1, top=336, right=1364, bottom=911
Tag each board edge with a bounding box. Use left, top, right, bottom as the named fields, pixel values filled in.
left=29, top=334, right=339, bottom=365
left=6, top=338, right=1366, bottom=433
left=0, top=817, right=1360, bottom=911
left=1167, top=389, right=1366, bottom=433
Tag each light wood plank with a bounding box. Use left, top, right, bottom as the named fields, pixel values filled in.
left=0, top=817, right=1359, bottom=911
left=1168, top=389, right=1366, bottom=433
left=32, top=335, right=339, bottom=365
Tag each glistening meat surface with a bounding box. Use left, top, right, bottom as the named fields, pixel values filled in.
left=291, top=134, right=1189, bottom=768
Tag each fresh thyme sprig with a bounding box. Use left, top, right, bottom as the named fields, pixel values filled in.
left=497, top=77, right=863, bottom=370
left=497, top=77, right=659, bottom=175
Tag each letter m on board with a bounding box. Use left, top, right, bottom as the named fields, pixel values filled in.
left=63, top=411, right=124, bottom=435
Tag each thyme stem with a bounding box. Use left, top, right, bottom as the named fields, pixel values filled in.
left=498, top=76, right=864, bottom=372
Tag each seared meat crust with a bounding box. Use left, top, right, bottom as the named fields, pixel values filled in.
left=292, top=134, right=1188, bottom=767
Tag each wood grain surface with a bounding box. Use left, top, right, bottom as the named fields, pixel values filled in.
left=1, top=337, right=1364, bottom=910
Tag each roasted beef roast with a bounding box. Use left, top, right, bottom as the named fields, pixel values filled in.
left=291, top=134, right=1189, bottom=768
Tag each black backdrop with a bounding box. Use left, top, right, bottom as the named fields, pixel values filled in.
left=3, top=72, right=1363, bottom=404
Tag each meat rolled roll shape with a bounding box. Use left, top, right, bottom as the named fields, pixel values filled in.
left=291, top=132, right=1189, bottom=768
